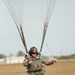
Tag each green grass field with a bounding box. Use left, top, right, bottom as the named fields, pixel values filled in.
left=0, top=60, right=75, bottom=75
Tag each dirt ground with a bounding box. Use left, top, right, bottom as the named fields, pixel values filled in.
left=0, top=60, right=75, bottom=75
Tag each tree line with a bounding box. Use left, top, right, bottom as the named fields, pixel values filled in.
left=0, top=50, right=25, bottom=59
left=58, top=54, right=75, bottom=60
left=0, top=51, right=75, bottom=59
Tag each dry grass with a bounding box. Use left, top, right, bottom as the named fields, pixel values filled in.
left=0, top=60, right=75, bottom=75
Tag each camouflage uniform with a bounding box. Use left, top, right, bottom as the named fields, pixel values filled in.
left=23, top=47, right=54, bottom=75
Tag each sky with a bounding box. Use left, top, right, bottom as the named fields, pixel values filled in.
left=0, top=0, right=75, bottom=56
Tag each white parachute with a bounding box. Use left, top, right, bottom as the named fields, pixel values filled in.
left=3, top=0, right=56, bottom=53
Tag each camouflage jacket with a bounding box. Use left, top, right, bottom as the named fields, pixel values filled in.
left=23, top=54, right=54, bottom=72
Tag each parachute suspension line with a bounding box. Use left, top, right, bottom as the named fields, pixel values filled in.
left=4, top=0, right=28, bottom=53
left=40, top=22, right=48, bottom=52
left=39, top=0, right=56, bottom=52
left=39, top=0, right=56, bottom=23
left=46, top=0, right=56, bottom=22
left=20, top=26, right=28, bottom=53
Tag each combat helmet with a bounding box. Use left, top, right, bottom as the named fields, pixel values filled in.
left=29, top=47, right=38, bottom=56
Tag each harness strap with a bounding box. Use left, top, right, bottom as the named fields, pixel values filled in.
left=27, top=70, right=42, bottom=73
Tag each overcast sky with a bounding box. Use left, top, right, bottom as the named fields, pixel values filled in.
left=0, top=0, right=75, bottom=56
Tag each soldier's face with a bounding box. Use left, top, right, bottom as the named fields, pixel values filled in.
left=32, top=53, right=37, bottom=58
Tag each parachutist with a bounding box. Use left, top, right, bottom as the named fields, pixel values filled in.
left=4, top=0, right=57, bottom=75
left=23, top=47, right=57, bottom=75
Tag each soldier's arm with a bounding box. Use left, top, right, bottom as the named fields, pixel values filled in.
left=23, top=58, right=29, bottom=67
left=41, top=56, right=56, bottom=65
left=23, top=55, right=31, bottom=67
